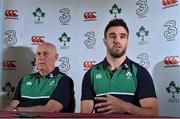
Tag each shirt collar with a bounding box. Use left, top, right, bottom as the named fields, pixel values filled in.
left=102, top=57, right=131, bottom=70
left=34, top=67, right=60, bottom=79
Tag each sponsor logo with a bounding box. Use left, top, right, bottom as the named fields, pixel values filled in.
left=166, top=81, right=180, bottom=103
left=4, top=10, right=19, bottom=20
left=109, top=4, right=121, bottom=18
left=31, top=36, right=45, bottom=45
left=2, top=82, right=15, bottom=97
left=33, top=8, right=45, bottom=24
left=164, top=56, right=179, bottom=67
left=136, top=0, right=149, bottom=18
left=4, top=30, right=17, bottom=47
left=3, top=60, right=17, bottom=70
left=137, top=53, right=150, bottom=69
left=26, top=81, right=32, bottom=86
left=84, top=31, right=96, bottom=49
left=83, top=61, right=96, bottom=70
left=83, top=11, right=97, bottom=21
left=59, top=8, right=71, bottom=25
left=164, top=20, right=178, bottom=41
left=136, top=26, right=149, bottom=45
left=59, top=32, right=71, bottom=49
left=96, top=74, right=102, bottom=79
left=162, top=0, right=178, bottom=9
left=58, top=57, right=70, bottom=73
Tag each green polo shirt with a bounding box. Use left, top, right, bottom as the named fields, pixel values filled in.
left=90, top=61, right=137, bottom=96
left=13, top=67, right=75, bottom=112
left=21, top=73, right=62, bottom=99
left=81, top=57, right=156, bottom=107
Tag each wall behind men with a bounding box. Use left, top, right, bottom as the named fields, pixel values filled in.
left=0, top=0, right=4, bottom=108
left=0, top=0, right=180, bottom=117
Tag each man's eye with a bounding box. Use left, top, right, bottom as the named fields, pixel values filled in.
left=44, top=52, right=48, bottom=56
left=109, top=35, right=116, bottom=39
left=120, top=35, right=126, bottom=39
left=37, top=53, right=41, bottom=56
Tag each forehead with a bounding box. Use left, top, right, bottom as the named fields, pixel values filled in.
left=107, top=26, right=127, bottom=34
left=36, top=44, right=54, bottom=52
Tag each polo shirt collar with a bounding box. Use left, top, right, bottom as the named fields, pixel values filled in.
left=102, top=57, right=131, bottom=70
left=34, top=67, right=60, bottom=79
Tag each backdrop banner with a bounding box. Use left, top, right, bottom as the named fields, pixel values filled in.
left=0, top=0, right=180, bottom=117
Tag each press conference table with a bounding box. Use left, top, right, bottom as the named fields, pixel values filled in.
left=0, top=111, right=177, bottom=118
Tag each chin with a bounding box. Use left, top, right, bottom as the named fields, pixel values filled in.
left=37, top=67, right=45, bottom=71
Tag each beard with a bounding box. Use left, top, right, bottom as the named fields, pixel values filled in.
left=107, top=46, right=127, bottom=58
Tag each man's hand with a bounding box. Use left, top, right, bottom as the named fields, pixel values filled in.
left=94, top=94, right=159, bottom=116
left=94, top=94, right=128, bottom=114
left=2, top=100, right=19, bottom=111
left=3, top=106, right=16, bottom=111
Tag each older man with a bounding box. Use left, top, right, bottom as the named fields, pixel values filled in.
left=3, top=42, right=75, bottom=112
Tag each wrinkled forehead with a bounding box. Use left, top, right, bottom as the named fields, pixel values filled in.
left=36, top=44, right=56, bottom=53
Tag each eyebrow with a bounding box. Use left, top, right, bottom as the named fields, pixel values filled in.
left=109, top=33, right=127, bottom=36
left=36, top=51, right=48, bottom=54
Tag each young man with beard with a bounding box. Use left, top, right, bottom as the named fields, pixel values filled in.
left=80, top=19, right=158, bottom=116
left=3, top=42, right=75, bottom=112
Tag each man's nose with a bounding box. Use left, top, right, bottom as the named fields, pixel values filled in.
left=113, top=36, right=120, bottom=42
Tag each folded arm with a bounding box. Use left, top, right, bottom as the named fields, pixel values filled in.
left=17, top=100, right=63, bottom=112
left=2, top=100, right=19, bottom=111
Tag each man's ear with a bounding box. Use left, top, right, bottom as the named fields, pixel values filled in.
left=55, top=53, right=58, bottom=60
left=103, top=38, right=107, bottom=46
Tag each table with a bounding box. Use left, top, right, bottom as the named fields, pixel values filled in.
left=0, top=111, right=176, bottom=118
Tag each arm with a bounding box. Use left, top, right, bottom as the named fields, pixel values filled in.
left=81, top=100, right=94, bottom=113
left=3, top=79, right=22, bottom=111
left=17, top=73, right=74, bottom=112
left=80, top=70, right=95, bottom=113
left=95, top=66, right=159, bottom=116
left=124, top=64, right=158, bottom=115
left=3, top=100, right=19, bottom=111
left=127, top=97, right=158, bottom=115
left=95, top=94, right=158, bottom=116
left=17, top=99, right=63, bottom=112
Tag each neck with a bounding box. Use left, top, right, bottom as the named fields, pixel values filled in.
left=106, top=54, right=126, bottom=70
left=38, top=67, right=55, bottom=76
left=39, top=71, right=49, bottom=76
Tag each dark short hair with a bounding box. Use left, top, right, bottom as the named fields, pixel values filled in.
left=104, top=18, right=129, bottom=38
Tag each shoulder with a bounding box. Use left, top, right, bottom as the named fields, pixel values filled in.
left=52, top=67, right=73, bottom=82
left=58, top=72, right=74, bottom=84
left=89, top=60, right=104, bottom=72
left=127, top=58, right=153, bottom=81
left=93, top=60, right=104, bottom=69
left=59, top=72, right=72, bottom=79
left=128, top=58, right=149, bottom=73
left=82, top=60, right=104, bottom=78
left=22, top=73, right=37, bottom=81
